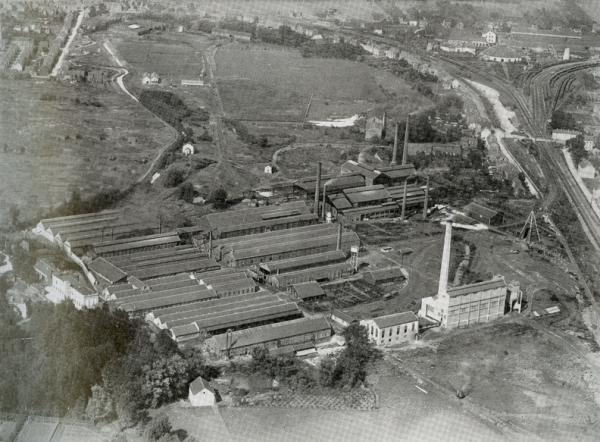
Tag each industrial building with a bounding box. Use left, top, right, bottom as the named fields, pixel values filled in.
left=46, top=273, right=99, bottom=310
left=360, top=311, right=419, bottom=346
left=419, top=222, right=521, bottom=328
left=93, top=232, right=181, bottom=258
left=198, top=201, right=317, bottom=240
left=169, top=299, right=302, bottom=342
left=363, top=267, right=407, bottom=286
left=463, top=203, right=504, bottom=226
left=340, top=161, right=417, bottom=187
left=213, top=224, right=360, bottom=268
left=256, top=250, right=347, bottom=283
left=103, top=273, right=199, bottom=301
left=289, top=281, right=327, bottom=302
left=293, top=173, right=366, bottom=199
left=205, top=316, right=332, bottom=358
left=271, top=262, right=354, bottom=290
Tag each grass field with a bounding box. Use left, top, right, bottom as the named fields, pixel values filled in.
left=0, top=80, right=172, bottom=225
left=215, top=45, right=431, bottom=122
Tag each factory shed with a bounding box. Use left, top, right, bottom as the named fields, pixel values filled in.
left=113, top=284, right=204, bottom=307
left=271, top=262, right=354, bottom=290
left=119, top=287, right=218, bottom=316
left=103, top=273, right=195, bottom=300
left=127, top=258, right=219, bottom=281
left=207, top=278, right=257, bottom=298
left=170, top=302, right=302, bottom=341
left=149, top=291, right=275, bottom=324
left=463, top=202, right=503, bottom=225
left=259, top=250, right=347, bottom=275
left=293, top=173, right=366, bottom=198
left=340, top=161, right=417, bottom=187
left=154, top=293, right=281, bottom=328
left=363, top=267, right=406, bottom=285
left=205, top=316, right=332, bottom=358
left=34, top=210, right=121, bottom=243
left=290, top=281, right=327, bottom=302
left=330, top=310, right=357, bottom=328
left=88, top=257, right=128, bottom=285
left=199, top=201, right=315, bottom=239
left=94, top=232, right=181, bottom=257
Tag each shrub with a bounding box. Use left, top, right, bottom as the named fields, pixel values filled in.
left=164, top=169, right=185, bottom=188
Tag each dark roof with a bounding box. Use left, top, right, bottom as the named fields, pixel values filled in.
left=88, top=257, right=128, bottom=284
left=63, top=275, right=96, bottom=297
left=372, top=311, right=418, bottom=328
left=119, top=288, right=218, bottom=313
left=464, top=202, right=498, bottom=219
left=39, top=210, right=121, bottom=231
left=341, top=161, right=380, bottom=180
left=292, top=281, right=326, bottom=300
left=128, top=258, right=219, bottom=281
left=189, top=376, right=214, bottom=395
left=331, top=309, right=356, bottom=324
left=378, top=164, right=417, bottom=179
left=343, top=185, right=391, bottom=204
left=216, top=213, right=318, bottom=236
left=366, top=267, right=405, bottom=281
left=213, top=224, right=334, bottom=249
left=259, top=250, right=346, bottom=274
left=209, top=316, right=331, bottom=351
left=202, top=202, right=311, bottom=230
left=34, top=259, right=55, bottom=278
left=447, top=278, right=507, bottom=297
left=94, top=233, right=181, bottom=255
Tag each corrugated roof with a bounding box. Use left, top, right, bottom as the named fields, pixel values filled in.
left=343, top=186, right=391, bottom=204
left=213, top=224, right=334, bottom=249
left=129, top=258, right=219, bottom=281
left=216, top=213, right=318, bottom=235
left=331, top=309, right=356, bottom=324
left=259, top=250, right=346, bottom=274
left=372, top=311, right=418, bottom=329
left=272, top=262, right=354, bottom=282
left=39, top=210, right=121, bottom=231
left=292, top=281, right=326, bottom=299
left=447, top=278, right=507, bottom=297
left=208, top=316, right=331, bottom=351
left=202, top=201, right=311, bottom=230
left=88, top=257, right=128, bottom=284
left=367, top=266, right=405, bottom=281
left=120, top=288, right=218, bottom=313
left=94, top=234, right=181, bottom=255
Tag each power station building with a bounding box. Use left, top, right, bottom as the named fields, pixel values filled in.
left=419, top=221, right=521, bottom=328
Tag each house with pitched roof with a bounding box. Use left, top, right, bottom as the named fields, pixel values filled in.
left=189, top=377, right=216, bottom=406
left=360, top=311, right=419, bottom=346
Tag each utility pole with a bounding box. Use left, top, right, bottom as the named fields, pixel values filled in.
left=423, top=175, right=430, bottom=220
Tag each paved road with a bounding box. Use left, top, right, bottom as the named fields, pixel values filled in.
left=50, top=10, right=84, bottom=77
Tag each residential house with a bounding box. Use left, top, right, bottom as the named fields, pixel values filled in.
left=360, top=311, right=419, bottom=347
left=482, top=30, right=497, bottom=44
left=584, top=135, right=596, bottom=152
left=189, top=377, right=216, bottom=406
left=182, top=143, right=195, bottom=155
left=578, top=160, right=596, bottom=179
left=48, top=273, right=99, bottom=309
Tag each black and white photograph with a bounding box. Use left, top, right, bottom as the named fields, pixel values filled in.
left=1, top=0, right=600, bottom=441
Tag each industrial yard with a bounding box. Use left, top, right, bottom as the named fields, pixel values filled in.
left=3, top=0, right=600, bottom=440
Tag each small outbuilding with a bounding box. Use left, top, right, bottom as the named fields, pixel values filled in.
left=290, top=281, right=327, bottom=302
left=182, top=143, right=195, bottom=155
left=331, top=309, right=357, bottom=328
left=363, top=267, right=406, bottom=286
left=463, top=202, right=503, bottom=226
left=189, top=376, right=216, bottom=407
left=264, top=165, right=277, bottom=174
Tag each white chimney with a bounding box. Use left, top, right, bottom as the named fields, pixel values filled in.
left=438, top=221, right=453, bottom=297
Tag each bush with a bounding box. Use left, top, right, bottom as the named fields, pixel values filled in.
left=210, top=188, right=228, bottom=210
left=143, top=415, right=171, bottom=442
left=164, top=169, right=185, bottom=188
left=178, top=182, right=195, bottom=203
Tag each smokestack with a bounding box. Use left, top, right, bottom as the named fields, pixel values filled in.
left=321, top=184, right=327, bottom=222
left=208, top=231, right=212, bottom=258
left=402, top=115, right=409, bottom=166
left=336, top=223, right=342, bottom=251
left=423, top=175, right=430, bottom=220
left=314, top=162, right=322, bottom=217
left=391, top=122, right=399, bottom=166
left=400, top=180, right=408, bottom=221
left=438, top=221, right=453, bottom=297
left=382, top=111, right=386, bottom=138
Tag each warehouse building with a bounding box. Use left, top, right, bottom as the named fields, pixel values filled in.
left=170, top=301, right=302, bottom=342
left=103, top=273, right=198, bottom=301
left=271, top=262, right=354, bottom=290
left=195, top=269, right=257, bottom=297
left=205, top=316, right=332, bottom=358
left=198, top=201, right=317, bottom=240
left=257, top=250, right=347, bottom=282
left=88, top=257, right=128, bottom=285
left=360, top=311, right=419, bottom=347
left=463, top=202, right=503, bottom=226
left=289, top=281, right=327, bottom=302
left=340, top=161, right=416, bottom=187
left=118, top=285, right=219, bottom=317
left=33, top=210, right=122, bottom=243
left=94, top=232, right=181, bottom=257
left=217, top=224, right=360, bottom=268
left=293, top=173, right=366, bottom=199
left=363, top=267, right=407, bottom=286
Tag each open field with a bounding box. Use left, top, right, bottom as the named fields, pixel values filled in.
left=0, top=80, right=173, bottom=225
left=215, top=45, right=431, bottom=122
left=401, top=318, right=600, bottom=441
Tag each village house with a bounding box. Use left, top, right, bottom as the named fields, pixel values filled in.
left=585, top=135, right=596, bottom=152
left=182, top=143, right=195, bottom=155
left=142, top=72, right=159, bottom=85
left=482, top=30, right=497, bottom=44
left=360, top=311, right=419, bottom=347
left=189, top=377, right=216, bottom=407
left=47, top=273, right=99, bottom=310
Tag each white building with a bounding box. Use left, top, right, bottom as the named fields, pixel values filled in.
left=182, top=143, right=194, bottom=155
left=419, top=222, right=517, bottom=328
left=578, top=160, right=596, bottom=179
left=48, top=273, right=99, bottom=309
left=584, top=135, right=596, bottom=152
left=142, top=72, right=159, bottom=85
left=482, top=30, right=497, bottom=44
left=189, top=377, right=216, bottom=407
left=552, top=129, right=581, bottom=142
left=264, top=164, right=276, bottom=174
left=360, top=311, right=419, bottom=346
left=480, top=45, right=522, bottom=63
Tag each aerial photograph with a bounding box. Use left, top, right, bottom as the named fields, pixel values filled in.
left=2, top=0, right=600, bottom=440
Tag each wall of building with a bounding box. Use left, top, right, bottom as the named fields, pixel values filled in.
left=446, top=286, right=506, bottom=328
left=361, top=319, right=418, bottom=346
